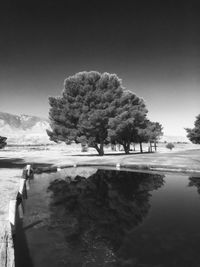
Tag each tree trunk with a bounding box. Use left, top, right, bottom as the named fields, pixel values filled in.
left=133, top=143, right=136, bottom=151
left=154, top=141, right=157, bottom=151
left=149, top=142, right=152, bottom=153
left=139, top=142, right=143, bottom=153
left=123, top=142, right=130, bottom=154
left=111, top=144, right=116, bottom=151
left=149, top=141, right=153, bottom=153
left=95, top=142, right=104, bottom=156
left=124, top=147, right=130, bottom=154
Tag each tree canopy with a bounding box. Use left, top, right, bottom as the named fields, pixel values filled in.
left=47, top=71, right=163, bottom=155
left=145, top=121, right=163, bottom=152
left=47, top=71, right=124, bottom=155
left=0, top=136, right=7, bottom=149
left=185, top=114, right=200, bottom=144
left=108, top=91, right=148, bottom=153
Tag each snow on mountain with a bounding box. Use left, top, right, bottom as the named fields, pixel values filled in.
left=0, top=111, right=52, bottom=145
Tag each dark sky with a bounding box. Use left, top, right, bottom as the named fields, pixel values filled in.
left=0, top=0, right=200, bottom=135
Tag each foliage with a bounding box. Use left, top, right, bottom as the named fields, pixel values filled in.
left=185, top=114, right=200, bottom=144
left=47, top=71, right=123, bottom=155
left=109, top=113, right=163, bottom=154
left=145, top=121, right=163, bottom=152
left=147, top=121, right=163, bottom=142
left=134, top=120, right=151, bottom=153
left=166, top=142, right=175, bottom=150
left=0, top=136, right=7, bottom=149
left=188, top=177, right=200, bottom=194
left=108, top=91, right=148, bottom=153
left=47, top=71, right=163, bottom=155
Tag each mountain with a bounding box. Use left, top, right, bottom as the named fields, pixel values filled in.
left=160, top=135, right=189, bottom=143
left=0, top=111, right=52, bottom=145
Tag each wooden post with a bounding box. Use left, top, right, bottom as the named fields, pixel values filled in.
left=26, top=179, right=30, bottom=191
left=116, top=163, right=120, bottom=170
left=19, top=178, right=26, bottom=195
left=18, top=203, right=24, bottom=219
left=0, top=164, right=34, bottom=267
left=8, top=201, right=17, bottom=227
left=26, top=164, right=31, bottom=176
left=17, top=177, right=27, bottom=219
left=22, top=164, right=34, bottom=180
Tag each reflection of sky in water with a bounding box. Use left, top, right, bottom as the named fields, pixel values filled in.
left=16, top=168, right=200, bottom=267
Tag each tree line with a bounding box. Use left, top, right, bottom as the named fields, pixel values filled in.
left=47, top=71, right=163, bottom=156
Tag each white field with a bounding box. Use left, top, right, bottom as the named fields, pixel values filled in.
left=0, top=169, right=21, bottom=220
left=0, top=142, right=200, bottom=167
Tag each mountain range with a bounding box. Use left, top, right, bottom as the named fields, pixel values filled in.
left=0, top=111, right=51, bottom=144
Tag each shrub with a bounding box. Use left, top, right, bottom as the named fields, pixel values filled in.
left=166, top=142, right=175, bottom=150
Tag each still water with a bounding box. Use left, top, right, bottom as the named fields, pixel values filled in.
left=15, top=168, right=200, bottom=267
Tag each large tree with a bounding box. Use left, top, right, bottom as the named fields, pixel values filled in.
left=108, top=91, right=148, bottom=154
left=0, top=136, right=7, bottom=149
left=47, top=71, right=124, bottom=155
left=185, top=114, right=200, bottom=144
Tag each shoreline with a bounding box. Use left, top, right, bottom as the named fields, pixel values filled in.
left=1, top=146, right=200, bottom=175
left=34, top=162, right=200, bottom=175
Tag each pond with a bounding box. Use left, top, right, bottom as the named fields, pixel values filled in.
left=14, top=167, right=200, bottom=267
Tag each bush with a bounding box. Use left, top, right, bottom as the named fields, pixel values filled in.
left=166, top=142, right=175, bottom=150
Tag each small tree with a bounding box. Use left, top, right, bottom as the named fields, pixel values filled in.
left=166, top=142, right=174, bottom=150
left=0, top=136, right=7, bottom=149
left=135, top=121, right=150, bottom=153
left=108, top=91, right=148, bottom=154
left=185, top=114, right=200, bottom=144
left=134, top=120, right=163, bottom=153
left=146, top=121, right=163, bottom=152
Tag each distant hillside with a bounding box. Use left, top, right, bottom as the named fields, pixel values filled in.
left=160, top=135, right=189, bottom=143
left=0, top=111, right=52, bottom=145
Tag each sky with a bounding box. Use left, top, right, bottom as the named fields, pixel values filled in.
left=0, top=0, right=199, bottom=136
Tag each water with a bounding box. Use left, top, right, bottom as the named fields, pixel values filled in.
left=15, top=168, right=200, bottom=267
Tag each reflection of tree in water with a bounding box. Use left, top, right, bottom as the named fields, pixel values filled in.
left=48, top=170, right=164, bottom=266
left=188, top=176, right=200, bottom=194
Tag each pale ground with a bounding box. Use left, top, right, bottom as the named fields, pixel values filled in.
left=1, top=142, right=200, bottom=166
left=0, top=169, right=21, bottom=220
